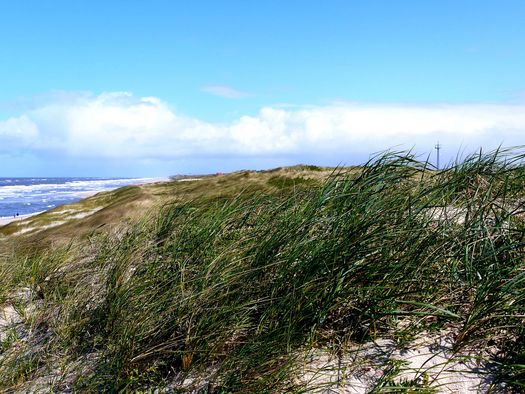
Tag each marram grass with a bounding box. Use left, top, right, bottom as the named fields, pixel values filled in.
left=0, top=150, right=525, bottom=392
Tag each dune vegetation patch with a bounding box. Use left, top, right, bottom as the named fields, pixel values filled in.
left=0, top=151, right=524, bottom=392
left=267, top=175, right=318, bottom=189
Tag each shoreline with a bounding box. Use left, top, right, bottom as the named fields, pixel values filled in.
left=0, top=177, right=170, bottom=227
left=0, top=213, right=41, bottom=226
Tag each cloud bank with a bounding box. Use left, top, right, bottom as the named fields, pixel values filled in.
left=1, top=92, right=525, bottom=164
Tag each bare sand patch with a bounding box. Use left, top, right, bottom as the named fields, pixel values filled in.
left=0, top=213, right=40, bottom=227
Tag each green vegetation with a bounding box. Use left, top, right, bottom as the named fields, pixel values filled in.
left=0, top=151, right=525, bottom=392
left=267, top=175, right=317, bottom=189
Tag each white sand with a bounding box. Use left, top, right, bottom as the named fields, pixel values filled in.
left=295, top=327, right=503, bottom=393
left=74, top=191, right=100, bottom=199
left=0, top=213, right=40, bottom=227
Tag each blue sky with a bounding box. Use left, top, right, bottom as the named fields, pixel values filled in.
left=1, top=1, right=525, bottom=176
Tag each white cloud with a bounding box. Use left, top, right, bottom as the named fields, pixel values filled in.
left=0, top=115, right=38, bottom=148
left=1, top=92, right=525, bottom=162
left=201, top=85, right=253, bottom=99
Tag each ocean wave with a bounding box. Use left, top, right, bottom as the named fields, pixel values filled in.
left=0, top=177, right=167, bottom=217
left=0, top=177, right=163, bottom=199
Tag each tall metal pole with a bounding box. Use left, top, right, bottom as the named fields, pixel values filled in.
left=435, top=142, right=441, bottom=170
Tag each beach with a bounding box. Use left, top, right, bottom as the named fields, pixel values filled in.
left=0, top=178, right=168, bottom=228
left=0, top=190, right=103, bottom=227
left=0, top=213, right=37, bottom=226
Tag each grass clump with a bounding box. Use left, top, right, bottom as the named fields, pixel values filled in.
left=267, top=175, right=316, bottom=189
left=0, top=150, right=525, bottom=391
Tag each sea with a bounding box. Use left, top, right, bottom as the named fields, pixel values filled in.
left=0, top=177, right=164, bottom=219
